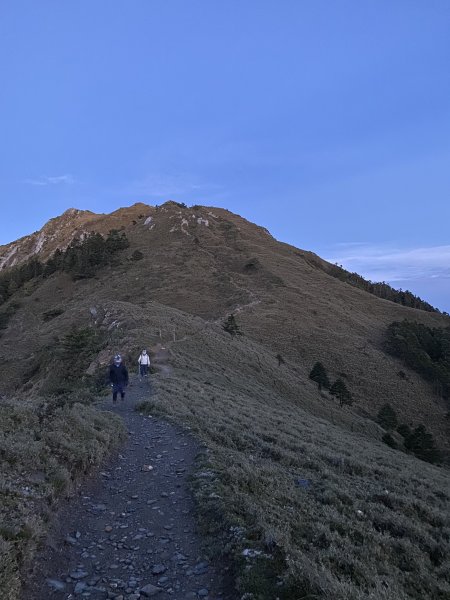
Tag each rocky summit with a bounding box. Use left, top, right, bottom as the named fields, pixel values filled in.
left=1, top=201, right=450, bottom=600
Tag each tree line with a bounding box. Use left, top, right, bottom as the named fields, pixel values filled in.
left=385, top=320, right=450, bottom=401
left=377, top=403, right=440, bottom=464
left=0, top=230, right=129, bottom=306
left=324, top=263, right=441, bottom=313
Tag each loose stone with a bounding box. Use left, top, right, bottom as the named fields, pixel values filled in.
left=152, top=564, right=166, bottom=575
left=74, top=581, right=88, bottom=594
left=140, top=582, right=163, bottom=596
left=46, top=579, right=66, bottom=591
left=70, top=570, right=88, bottom=580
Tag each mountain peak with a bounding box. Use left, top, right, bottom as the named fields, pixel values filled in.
left=61, top=207, right=92, bottom=217
left=0, top=204, right=145, bottom=269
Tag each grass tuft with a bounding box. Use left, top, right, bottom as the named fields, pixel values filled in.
left=0, top=396, right=125, bottom=597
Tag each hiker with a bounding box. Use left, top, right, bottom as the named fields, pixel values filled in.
left=138, top=349, right=150, bottom=380
left=109, top=354, right=129, bottom=402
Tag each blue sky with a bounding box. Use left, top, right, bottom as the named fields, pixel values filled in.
left=1, top=1, right=449, bottom=311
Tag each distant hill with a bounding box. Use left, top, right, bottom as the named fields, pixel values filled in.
left=1, top=201, right=450, bottom=599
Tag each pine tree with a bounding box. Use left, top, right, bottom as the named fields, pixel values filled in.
left=330, top=378, right=353, bottom=407
left=309, top=362, right=330, bottom=390
left=397, top=423, right=412, bottom=439
left=222, top=314, right=242, bottom=337
left=276, top=353, right=285, bottom=367
left=404, top=424, right=440, bottom=464
left=105, top=229, right=130, bottom=253
left=376, top=403, right=398, bottom=431
left=382, top=433, right=398, bottom=449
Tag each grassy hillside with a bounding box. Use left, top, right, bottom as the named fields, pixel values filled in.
left=0, top=397, right=124, bottom=600
left=141, top=333, right=450, bottom=599
left=1, top=202, right=448, bottom=453
left=0, top=202, right=449, bottom=598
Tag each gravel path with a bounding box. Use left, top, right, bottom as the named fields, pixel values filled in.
left=22, top=379, right=230, bottom=600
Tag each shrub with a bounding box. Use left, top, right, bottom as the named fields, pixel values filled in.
left=131, top=250, right=144, bottom=261
left=397, top=423, right=412, bottom=439
left=222, top=314, right=242, bottom=337
left=244, top=259, right=259, bottom=272
left=42, top=308, right=64, bottom=322
left=377, top=403, right=398, bottom=431
left=382, top=433, right=398, bottom=449
left=0, top=303, right=20, bottom=333
left=276, top=354, right=285, bottom=367
left=309, top=362, right=330, bottom=390
left=41, top=326, right=107, bottom=398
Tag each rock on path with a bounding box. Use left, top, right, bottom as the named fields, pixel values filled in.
left=22, top=381, right=229, bottom=600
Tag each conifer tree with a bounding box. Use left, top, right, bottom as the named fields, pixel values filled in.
left=309, top=361, right=330, bottom=390
left=330, top=378, right=353, bottom=407
left=276, top=353, right=285, bottom=367
left=382, top=433, right=398, bottom=449
left=397, top=423, right=412, bottom=439
left=376, top=403, right=398, bottom=431
left=404, top=424, right=440, bottom=464
left=105, top=229, right=130, bottom=253
left=222, top=314, right=242, bottom=337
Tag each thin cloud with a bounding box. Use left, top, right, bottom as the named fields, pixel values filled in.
left=128, top=174, right=193, bottom=197
left=25, top=174, right=75, bottom=186
left=325, top=243, right=450, bottom=283
left=121, top=173, right=221, bottom=199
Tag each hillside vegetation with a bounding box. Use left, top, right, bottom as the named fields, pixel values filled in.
left=386, top=320, right=450, bottom=401
left=0, top=397, right=124, bottom=600
left=0, top=202, right=449, bottom=599
left=317, top=262, right=442, bottom=313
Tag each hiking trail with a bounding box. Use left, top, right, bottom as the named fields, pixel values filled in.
left=22, top=378, right=230, bottom=600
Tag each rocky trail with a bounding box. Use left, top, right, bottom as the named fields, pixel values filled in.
left=22, top=379, right=230, bottom=600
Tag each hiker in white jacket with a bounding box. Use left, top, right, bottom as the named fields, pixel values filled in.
left=138, top=349, right=151, bottom=380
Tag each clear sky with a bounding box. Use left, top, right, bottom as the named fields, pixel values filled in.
left=1, top=1, right=449, bottom=311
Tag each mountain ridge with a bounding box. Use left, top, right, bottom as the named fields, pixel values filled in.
left=0, top=202, right=151, bottom=269
left=1, top=201, right=450, bottom=599
left=0, top=201, right=448, bottom=453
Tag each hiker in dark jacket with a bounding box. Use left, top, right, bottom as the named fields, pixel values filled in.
left=109, top=354, right=129, bottom=402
